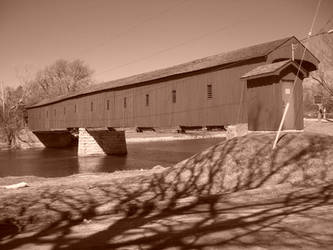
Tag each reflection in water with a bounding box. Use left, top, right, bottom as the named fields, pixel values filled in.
left=0, top=138, right=224, bottom=177
left=77, top=155, right=128, bottom=173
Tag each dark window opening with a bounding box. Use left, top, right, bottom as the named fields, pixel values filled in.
left=172, top=90, right=176, bottom=103
left=124, top=97, right=127, bottom=108
left=106, top=100, right=110, bottom=110
left=74, top=104, right=77, bottom=113
left=207, top=84, right=213, bottom=99
left=146, top=94, right=149, bottom=106
left=64, top=107, right=66, bottom=115
left=90, top=102, right=93, bottom=112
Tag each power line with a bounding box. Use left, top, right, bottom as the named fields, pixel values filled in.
left=94, top=12, right=270, bottom=78
left=96, top=27, right=332, bottom=81
left=273, top=0, right=322, bottom=149
left=94, top=4, right=332, bottom=79
left=31, top=1, right=331, bottom=114
left=317, top=13, right=333, bottom=32
left=76, top=0, right=190, bottom=58
left=300, top=30, right=332, bottom=41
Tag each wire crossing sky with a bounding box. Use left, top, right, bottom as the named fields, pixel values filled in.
left=1, top=0, right=333, bottom=87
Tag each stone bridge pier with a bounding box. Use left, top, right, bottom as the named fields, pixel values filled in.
left=32, top=130, right=77, bottom=148
left=78, top=128, right=127, bottom=156
left=33, top=128, right=127, bottom=156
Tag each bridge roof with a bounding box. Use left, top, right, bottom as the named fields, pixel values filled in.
left=27, top=36, right=313, bottom=108
left=240, top=60, right=308, bottom=80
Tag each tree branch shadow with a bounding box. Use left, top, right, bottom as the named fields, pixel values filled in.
left=1, top=133, right=333, bottom=249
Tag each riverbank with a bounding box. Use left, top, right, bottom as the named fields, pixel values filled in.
left=0, top=128, right=44, bottom=150
left=0, top=127, right=227, bottom=150
left=1, top=130, right=333, bottom=249
left=126, top=129, right=226, bottom=143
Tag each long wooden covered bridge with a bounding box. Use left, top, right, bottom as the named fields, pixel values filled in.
left=26, top=36, right=319, bottom=155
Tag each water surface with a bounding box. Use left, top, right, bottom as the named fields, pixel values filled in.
left=0, top=138, right=224, bottom=177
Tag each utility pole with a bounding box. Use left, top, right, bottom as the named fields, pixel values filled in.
left=291, top=44, right=296, bottom=61
left=272, top=0, right=323, bottom=150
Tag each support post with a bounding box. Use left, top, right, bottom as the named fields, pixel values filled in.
left=272, top=102, right=290, bottom=149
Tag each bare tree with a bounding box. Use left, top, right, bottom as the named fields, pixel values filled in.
left=0, top=59, right=94, bottom=148
left=0, top=86, right=25, bottom=147
left=25, top=59, right=94, bottom=105
left=309, top=65, right=333, bottom=115
left=304, top=31, right=333, bottom=115
left=311, top=70, right=333, bottom=96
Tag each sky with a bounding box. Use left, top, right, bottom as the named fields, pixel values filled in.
left=1, top=0, right=333, bottom=88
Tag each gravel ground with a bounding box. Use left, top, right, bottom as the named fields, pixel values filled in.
left=304, top=119, right=333, bottom=135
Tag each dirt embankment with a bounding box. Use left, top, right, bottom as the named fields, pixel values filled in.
left=163, top=132, right=333, bottom=194
left=0, top=128, right=44, bottom=150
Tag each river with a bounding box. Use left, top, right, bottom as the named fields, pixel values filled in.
left=0, top=138, right=224, bottom=177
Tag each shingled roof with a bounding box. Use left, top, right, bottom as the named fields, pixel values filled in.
left=241, top=60, right=308, bottom=80
left=28, top=36, right=294, bottom=108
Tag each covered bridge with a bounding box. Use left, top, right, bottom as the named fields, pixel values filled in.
left=26, top=36, right=319, bottom=155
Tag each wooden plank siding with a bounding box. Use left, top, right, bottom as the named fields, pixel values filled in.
left=279, top=67, right=304, bottom=130
left=267, top=37, right=318, bottom=71
left=247, top=76, right=282, bottom=131
left=246, top=64, right=305, bottom=131
left=27, top=60, right=264, bottom=131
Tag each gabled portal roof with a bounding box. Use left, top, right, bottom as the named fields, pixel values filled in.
left=241, top=60, right=308, bottom=80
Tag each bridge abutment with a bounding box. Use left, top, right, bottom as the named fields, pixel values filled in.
left=78, top=128, right=127, bottom=156
left=32, top=130, right=77, bottom=148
